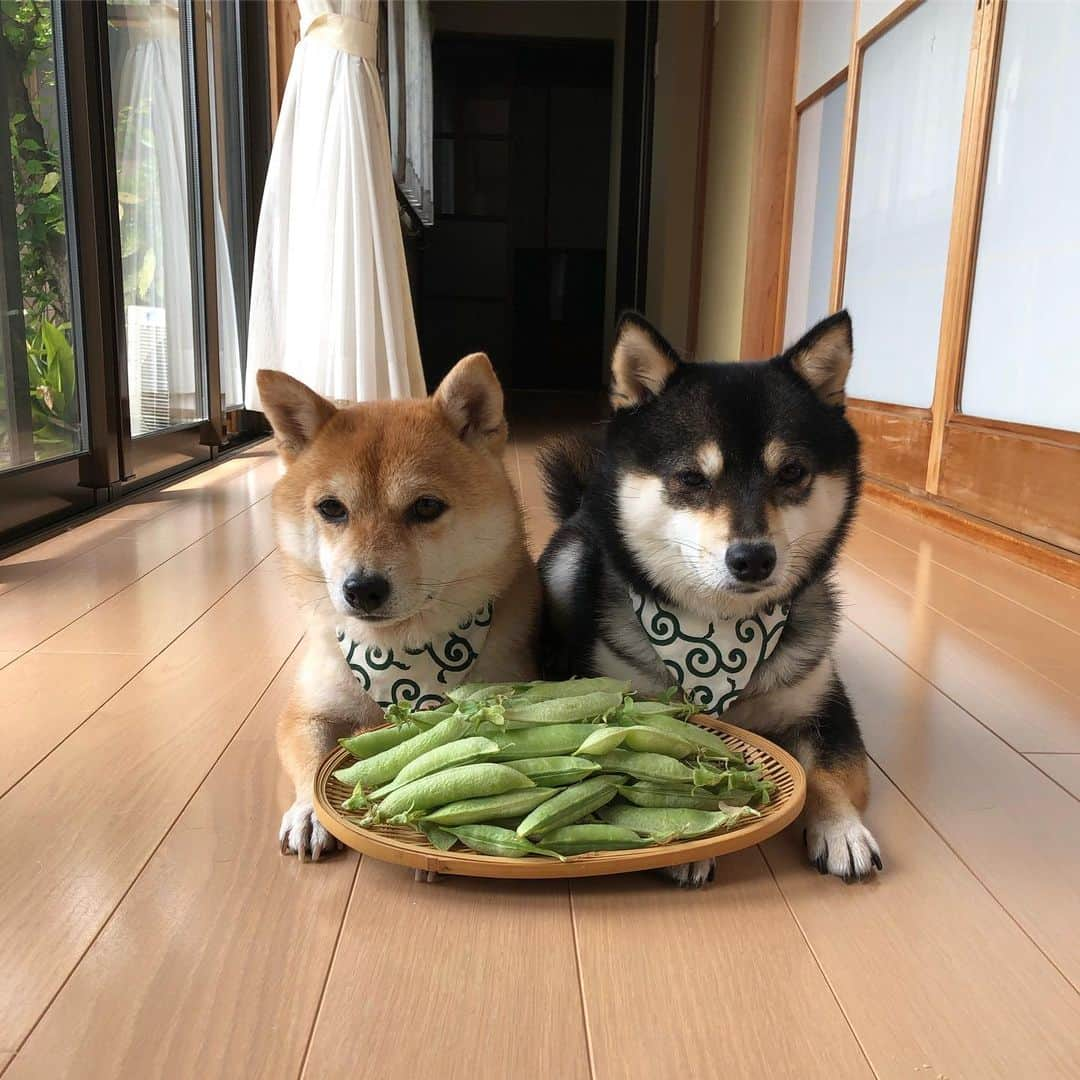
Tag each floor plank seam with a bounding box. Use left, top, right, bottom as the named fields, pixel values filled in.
left=0, top=450, right=268, bottom=599
left=295, top=855, right=365, bottom=1080
left=840, top=614, right=1080, bottom=805
left=0, top=546, right=281, bottom=802
left=756, top=848, right=880, bottom=1079
left=864, top=750, right=1080, bottom=996
left=567, top=888, right=598, bottom=1080
left=5, top=630, right=307, bottom=1064
left=1018, top=757, right=1080, bottom=804
left=841, top=554, right=1080, bottom=702
left=4, top=487, right=278, bottom=666
left=856, top=517, right=1080, bottom=636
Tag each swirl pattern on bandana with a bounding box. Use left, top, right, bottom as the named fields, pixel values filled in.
left=336, top=601, right=493, bottom=709
left=629, top=589, right=788, bottom=715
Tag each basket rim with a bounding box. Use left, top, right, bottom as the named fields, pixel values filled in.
left=313, top=714, right=807, bottom=878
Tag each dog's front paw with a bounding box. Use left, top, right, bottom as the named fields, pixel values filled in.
left=805, top=816, right=882, bottom=882
left=279, top=800, right=339, bottom=862
left=659, top=858, right=716, bottom=888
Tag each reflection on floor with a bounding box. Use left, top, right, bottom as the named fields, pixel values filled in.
left=0, top=421, right=1078, bottom=1079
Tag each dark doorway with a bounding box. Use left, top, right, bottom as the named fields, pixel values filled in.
left=419, top=35, right=613, bottom=391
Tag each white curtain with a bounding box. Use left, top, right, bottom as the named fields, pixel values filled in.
left=244, top=0, right=426, bottom=408
left=113, top=5, right=243, bottom=430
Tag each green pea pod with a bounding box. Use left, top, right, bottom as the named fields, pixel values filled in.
left=598, top=803, right=760, bottom=840
left=618, top=697, right=695, bottom=719
left=444, top=825, right=565, bottom=860
left=334, top=712, right=472, bottom=791
left=516, top=774, right=625, bottom=838
left=595, top=749, right=699, bottom=785
left=506, top=755, right=602, bottom=786
left=366, top=736, right=501, bottom=799
left=615, top=712, right=745, bottom=765
left=573, top=726, right=628, bottom=756
left=490, top=724, right=597, bottom=760
left=542, top=824, right=655, bottom=855
left=617, top=725, right=699, bottom=758
left=507, top=678, right=632, bottom=706
left=503, top=691, right=625, bottom=727
left=369, top=763, right=535, bottom=820
left=340, top=722, right=423, bottom=759
left=617, top=784, right=751, bottom=811
left=629, top=780, right=758, bottom=807
left=447, top=681, right=528, bottom=704
left=420, top=787, right=556, bottom=827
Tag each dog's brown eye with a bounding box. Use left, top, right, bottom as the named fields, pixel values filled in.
left=674, top=469, right=708, bottom=489
left=777, top=461, right=807, bottom=485
left=410, top=496, right=447, bottom=523
left=316, top=497, right=348, bottom=522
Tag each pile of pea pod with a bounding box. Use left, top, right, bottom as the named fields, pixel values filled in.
left=332, top=679, right=776, bottom=859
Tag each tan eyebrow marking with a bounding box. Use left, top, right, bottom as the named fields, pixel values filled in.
left=696, top=441, right=724, bottom=479
left=763, top=438, right=792, bottom=472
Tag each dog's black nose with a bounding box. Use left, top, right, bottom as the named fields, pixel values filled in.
left=342, top=572, right=391, bottom=613
left=725, top=541, right=776, bottom=583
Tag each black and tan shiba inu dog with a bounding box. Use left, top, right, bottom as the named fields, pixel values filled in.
left=538, top=310, right=881, bottom=886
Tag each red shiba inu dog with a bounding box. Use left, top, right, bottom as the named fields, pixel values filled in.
left=258, top=355, right=539, bottom=859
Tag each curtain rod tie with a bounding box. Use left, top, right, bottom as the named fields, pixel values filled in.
left=301, top=12, right=377, bottom=59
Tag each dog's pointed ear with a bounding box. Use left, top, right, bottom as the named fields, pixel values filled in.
left=434, top=352, right=507, bottom=449
left=609, top=313, right=680, bottom=409
left=785, top=311, right=853, bottom=406
left=256, top=370, right=338, bottom=462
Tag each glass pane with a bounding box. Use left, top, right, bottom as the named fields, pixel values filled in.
left=108, top=1, right=205, bottom=436
left=784, top=81, right=847, bottom=343
left=961, top=2, right=1080, bottom=433
left=842, top=0, right=971, bottom=408
left=796, top=0, right=853, bottom=102
left=1, top=0, right=85, bottom=471
left=206, top=0, right=247, bottom=411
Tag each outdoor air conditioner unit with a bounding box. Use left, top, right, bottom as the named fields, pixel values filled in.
left=125, top=305, right=169, bottom=434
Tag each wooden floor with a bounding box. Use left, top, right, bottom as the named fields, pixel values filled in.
left=2, top=428, right=1079, bottom=1080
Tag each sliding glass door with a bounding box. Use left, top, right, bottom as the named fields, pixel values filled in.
left=0, top=0, right=96, bottom=532
left=0, top=1, right=269, bottom=545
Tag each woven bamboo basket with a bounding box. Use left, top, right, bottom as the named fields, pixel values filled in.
left=314, top=715, right=806, bottom=879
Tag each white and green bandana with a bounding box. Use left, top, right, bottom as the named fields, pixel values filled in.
left=336, top=601, right=494, bottom=710
left=629, top=589, right=789, bottom=716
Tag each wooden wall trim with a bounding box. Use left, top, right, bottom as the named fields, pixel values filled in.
left=739, top=0, right=800, bottom=360
left=925, top=0, right=1005, bottom=494
left=794, top=67, right=846, bottom=113
left=267, top=0, right=300, bottom=135
left=950, top=413, right=1080, bottom=452
left=848, top=402, right=932, bottom=493
left=857, top=0, right=922, bottom=48
left=827, top=0, right=861, bottom=311
left=937, top=423, right=1080, bottom=554
left=772, top=0, right=803, bottom=355
left=865, top=479, right=1080, bottom=588
left=848, top=397, right=930, bottom=421
left=686, top=1, right=716, bottom=358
